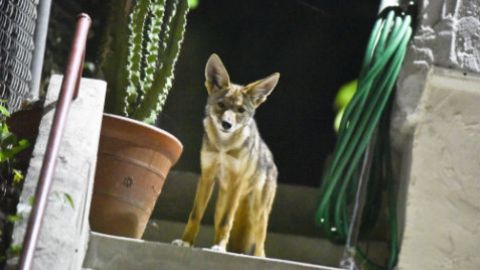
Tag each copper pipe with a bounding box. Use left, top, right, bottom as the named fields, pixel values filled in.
left=18, top=14, right=91, bottom=270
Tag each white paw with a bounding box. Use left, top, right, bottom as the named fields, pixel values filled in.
left=209, top=245, right=226, bottom=253
left=171, top=239, right=191, bottom=247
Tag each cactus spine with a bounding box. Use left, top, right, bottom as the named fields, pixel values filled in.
left=101, top=0, right=189, bottom=123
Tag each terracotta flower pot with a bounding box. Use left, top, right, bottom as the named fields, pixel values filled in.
left=89, top=114, right=182, bottom=238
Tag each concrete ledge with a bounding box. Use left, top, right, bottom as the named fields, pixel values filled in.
left=8, top=75, right=106, bottom=270
left=398, top=67, right=480, bottom=269
left=84, top=232, right=341, bottom=270
left=144, top=220, right=345, bottom=267
left=145, top=171, right=388, bottom=267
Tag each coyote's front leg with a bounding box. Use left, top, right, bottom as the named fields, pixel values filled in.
left=211, top=175, right=243, bottom=252
left=173, top=165, right=216, bottom=247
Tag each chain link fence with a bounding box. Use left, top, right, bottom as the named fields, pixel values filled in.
left=0, top=0, right=38, bottom=112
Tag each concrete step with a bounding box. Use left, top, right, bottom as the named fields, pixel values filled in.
left=84, top=171, right=388, bottom=269
left=143, top=220, right=345, bottom=267
left=84, top=231, right=342, bottom=270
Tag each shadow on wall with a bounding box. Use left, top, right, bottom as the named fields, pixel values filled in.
left=159, top=0, right=379, bottom=187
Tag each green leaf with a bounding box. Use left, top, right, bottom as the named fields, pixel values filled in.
left=1, top=123, right=11, bottom=139
left=17, top=139, right=30, bottom=150
left=7, top=214, right=22, bottom=223
left=1, top=139, right=29, bottom=161
left=64, top=193, right=75, bottom=209
left=13, top=169, right=24, bottom=185
left=9, top=244, right=22, bottom=256
left=52, top=191, right=75, bottom=209
left=0, top=105, right=10, bottom=117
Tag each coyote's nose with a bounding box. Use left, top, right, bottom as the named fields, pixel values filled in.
left=221, top=121, right=232, bottom=130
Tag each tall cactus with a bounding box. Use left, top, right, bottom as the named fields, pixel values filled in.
left=100, top=0, right=189, bottom=124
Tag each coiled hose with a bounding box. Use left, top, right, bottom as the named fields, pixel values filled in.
left=315, top=9, right=413, bottom=270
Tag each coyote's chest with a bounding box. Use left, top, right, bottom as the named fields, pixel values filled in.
left=201, top=122, right=259, bottom=189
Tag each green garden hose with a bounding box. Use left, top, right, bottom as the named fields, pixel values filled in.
left=315, top=6, right=413, bottom=270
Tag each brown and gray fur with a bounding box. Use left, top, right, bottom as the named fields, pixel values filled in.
left=172, top=54, right=279, bottom=257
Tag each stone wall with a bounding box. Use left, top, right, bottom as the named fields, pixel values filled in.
left=392, top=0, right=480, bottom=151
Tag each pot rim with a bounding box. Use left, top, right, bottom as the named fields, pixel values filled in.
left=103, top=113, right=182, bottom=146
left=102, top=113, right=183, bottom=164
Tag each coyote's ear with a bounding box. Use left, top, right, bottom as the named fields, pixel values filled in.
left=245, top=73, right=280, bottom=107
left=205, top=53, right=230, bottom=95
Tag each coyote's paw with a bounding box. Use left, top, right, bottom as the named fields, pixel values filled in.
left=171, top=239, right=191, bottom=247
left=210, top=245, right=226, bottom=253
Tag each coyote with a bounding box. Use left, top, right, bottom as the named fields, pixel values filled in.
left=172, top=54, right=279, bottom=257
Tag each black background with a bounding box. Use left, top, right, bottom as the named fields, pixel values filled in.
left=159, top=0, right=380, bottom=187
left=47, top=0, right=380, bottom=187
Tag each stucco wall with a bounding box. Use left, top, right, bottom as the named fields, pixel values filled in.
left=392, top=1, right=480, bottom=269
left=392, top=0, right=480, bottom=151
left=397, top=67, right=480, bottom=270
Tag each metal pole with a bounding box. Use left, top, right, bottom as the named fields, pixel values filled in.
left=18, top=14, right=91, bottom=270
left=340, top=132, right=376, bottom=270
left=28, top=0, right=53, bottom=102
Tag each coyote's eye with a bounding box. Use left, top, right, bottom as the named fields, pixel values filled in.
left=238, top=106, right=245, bottom=113
left=217, top=102, right=225, bottom=109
